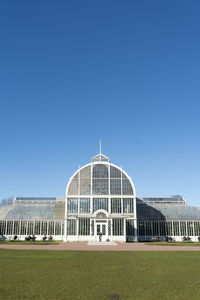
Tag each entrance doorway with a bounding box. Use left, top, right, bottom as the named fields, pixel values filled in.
left=95, top=221, right=107, bottom=241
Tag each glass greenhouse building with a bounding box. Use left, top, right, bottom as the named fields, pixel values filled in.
left=1, top=153, right=200, bottom=242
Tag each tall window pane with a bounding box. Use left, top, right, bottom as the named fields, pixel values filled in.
left=79, top=218, right=90, bottom=235
left=21, top=221, right=27, bottom=235
left=55, top=221, right=62, bottom=235
left=48, top=221, right=54, bottom=235
left=41, top=221, right=47, bottom=235
left=0, top=221, right=6, bottom=235
left=13, top=221, right=20, bottom=235
left=80, top=198, right=90, bottom=213
left=180, top=222, right=186, bottom=235
left=111, top=198, right=121, bottom=213
left=67, top=219, right=77, bottom=235
left=187, top=222, right=193, bottom=236
left=173, top=222, right=180, bottom=236
left=137, top=221, right=145, bottom=236
left=92, top=164, right=108, bottom=195
left=123, top=198, right=134, bottom=213
left=113, top=219, right=124, bottom=235
left=126, top=219, right=134, bottom=236
left=67, top=198, right=78, bottom=213
left=93, top=198, right=108, bottom=212
left=34, top=221, right=41, bottom=235
left=194, top=222, right=200, bottom=236
left=80, top=166, right=91, bottom=195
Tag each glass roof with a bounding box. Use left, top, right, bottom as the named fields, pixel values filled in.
left=137, top=204, right=200, bottom=221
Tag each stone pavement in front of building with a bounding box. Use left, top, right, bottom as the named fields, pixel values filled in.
left=1, top=241, right=200, bottom=251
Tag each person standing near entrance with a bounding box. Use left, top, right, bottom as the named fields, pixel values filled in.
left=98, top=231, right=102, bottom=242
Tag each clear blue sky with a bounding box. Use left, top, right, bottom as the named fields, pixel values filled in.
left=0, top=1, right=200, bottom=205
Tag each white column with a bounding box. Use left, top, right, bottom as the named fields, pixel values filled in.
left=5, top=220, right=7, bottom=236
left=64, top=218, right=67, bottom=242
left=186, top=221, right=188, bottom=236
left=12, top=220, right=14, bottom=235
left=26, top=220, right=28, bottom=236
left=108, top=197, right=111, bottom=213
left=171, top=221, right=174, bottom=236
left=19, top=220, right=21, bottom=236
left=76, top=218, right=79, bottom=241
left=33, top=220, right=35, bottom=235
left=90, top=197, right=93, bottom=214
left=134, top=219, right=137, bottom=241
left=78, top=198, right=80, bottom=214
left=124, top=219, right=126, bottom=241
left=193, top=221, right=195, bottom=238
left=121, top=198, right=123, bottom=214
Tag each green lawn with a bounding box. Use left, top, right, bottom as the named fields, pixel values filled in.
left=0, top=250, right=200, bottom=300
left=0, top=241, right=61, bottom=245
left=145, top=241, right=200, bottom=246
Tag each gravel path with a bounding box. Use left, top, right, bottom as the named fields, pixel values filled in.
left=1, top=242, right=200, bottom=251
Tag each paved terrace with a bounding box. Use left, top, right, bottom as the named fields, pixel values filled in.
left=1, top=242, right=200, bottom=251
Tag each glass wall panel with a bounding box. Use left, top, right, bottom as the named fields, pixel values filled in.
left=126, top=219, right=134, bottom=236
left=7, top=221, right=13, bottom=235
left=92, top=165, right=108, bottom=195
left=41, top=221, right=47, bottom=235
left=48, top=221, right=54, bottom=235
left=67, top=198, right=78, bottom=213
left=187, top=222, right=194, bottom=236
left=111, top=198, right=121, bottom=213
left=123, top=198, right=134, bottom=213
left=159, top=222, right=166, bottom=236
left=93, top=198, right=108, bottom=212
left=110, top=179, right=121, bottom=195
left=173, top=222, right=180, bottom=236
left=27, top=221, right=34, bottom=235
left=137, top=221, right=145, bottom=236
left=92, top=179, right=108, bottom=195
left=67, top=219, right=77, bottom=235
left=122, top=179, right=133, bottom=195
left=21, top=221, right=27, bottom=235
left=34, top=221, right=41, bottom=235
left=113, top=219, right=124, bottom=235
left=80, top=166, right=91, bottom=195
left=80, top=180, right=91, bottom=195
left=0, top=221, right=6, bottom=235
left=80, top=198, right=90, bottom=213
left=145, top=222, right=152, bottom=236
left=61, top=221, right=64, bottom=236
left=79, top=218, right=90, bottom=235
left=152, top=222, right=159, bottom=236
left=55, top=221, right=62, bottom=235
left=93, top=164, right=108, bottom=178
left=180, top=222, right=186, bottom=236
left=13, top=221, right=20, bottom=235
left=110, top=166, right=121, bottom=178
left=194, top=222, right=200, bottom=236
left=166, top=222, right=173, bottom=236
left=68, top=175, right=79, bottom=195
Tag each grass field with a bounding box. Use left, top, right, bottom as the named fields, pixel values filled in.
left=145, top=241, right=200, bottom=246
left=0, top=241, right=60, bottom=245
left=0, top=250, right=200, bottom=300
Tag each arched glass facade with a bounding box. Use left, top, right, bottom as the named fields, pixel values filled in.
left=65, top=154, right=136, bottom=242
left=67, top=163, right=134, bottom=196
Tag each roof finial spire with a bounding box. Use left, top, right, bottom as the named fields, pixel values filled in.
left=99, top=139, right=101, bottom=155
